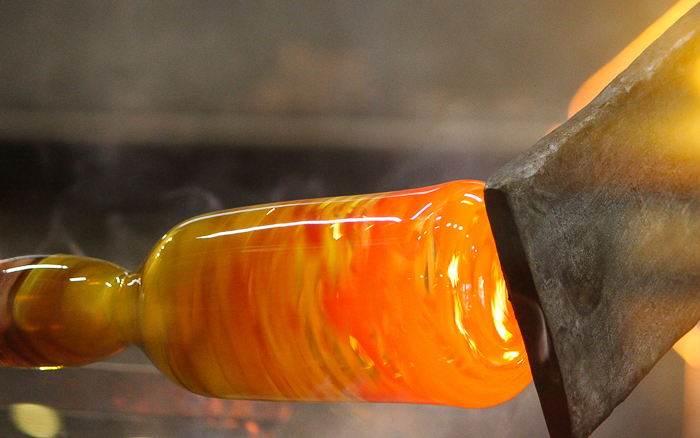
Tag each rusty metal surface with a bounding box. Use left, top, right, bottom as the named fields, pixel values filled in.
left=486, top=4, right=700, bottom=438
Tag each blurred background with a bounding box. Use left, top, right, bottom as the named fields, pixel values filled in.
left=0, top=1, right=689, bottom=437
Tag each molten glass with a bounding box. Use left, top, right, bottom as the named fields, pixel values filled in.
left=0, top=180, right=531, bottom=408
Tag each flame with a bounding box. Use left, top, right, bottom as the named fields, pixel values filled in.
left=676, top=326, right=700, bottom=368
left=568, top=0, right=700, bottom=118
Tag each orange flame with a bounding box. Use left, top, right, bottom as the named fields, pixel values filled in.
left=568, top=0, right=700, bottom=118
left=676, top=327, right=700, bottom=367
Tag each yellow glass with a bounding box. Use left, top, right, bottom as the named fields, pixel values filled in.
left=0, top=180, right=531, bottom=408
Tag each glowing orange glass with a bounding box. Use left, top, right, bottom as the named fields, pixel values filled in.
left=0, top=180, right=531, bottom=408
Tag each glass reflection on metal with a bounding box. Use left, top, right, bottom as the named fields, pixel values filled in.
left=0, top=180, right=531, bottom=409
